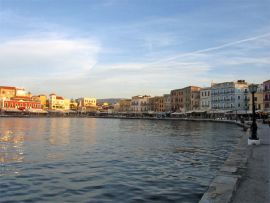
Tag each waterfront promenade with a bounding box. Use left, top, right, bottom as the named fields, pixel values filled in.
left=200, top=123, right=270, bottom=203
left=231, top=123, right=270, bottom=203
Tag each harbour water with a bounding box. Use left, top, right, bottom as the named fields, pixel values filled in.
left=0, top=118, right=243, bottom=202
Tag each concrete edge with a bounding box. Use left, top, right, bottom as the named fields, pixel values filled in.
left=199, top=128, right=251, bottom=203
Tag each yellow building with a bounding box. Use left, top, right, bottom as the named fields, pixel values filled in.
left=32, top=95, right=47, bottom=109
left=49, top=93, right=69, bottom=110
left=248, top=84, right=264, bottom=111
left=78, top=97, right=97, bottom=112
left=64, top=99, right=70, bottom=110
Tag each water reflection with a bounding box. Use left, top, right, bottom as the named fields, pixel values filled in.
left=49, top=118, right=71, bottom=145
left=0, top=121, right=25, bottom=176
left=0, top=118, right=243, bottom=203
left=81, top=118, right=96, bottom=145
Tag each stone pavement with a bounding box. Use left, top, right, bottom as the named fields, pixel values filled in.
left=231, top=123, right=270, bottom=203
left=199, top=123, right=270, bottom=203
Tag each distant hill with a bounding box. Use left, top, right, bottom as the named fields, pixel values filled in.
left=97, top=98, right=124, bottom=105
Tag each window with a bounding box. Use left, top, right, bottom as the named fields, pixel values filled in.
left=238, top=96, right=241, bottom=100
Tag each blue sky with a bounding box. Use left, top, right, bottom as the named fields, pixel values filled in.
left=0, top=0, right=269, bottom=98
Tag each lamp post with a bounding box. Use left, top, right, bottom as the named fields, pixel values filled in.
left=248, top=84, right=260, bottom=145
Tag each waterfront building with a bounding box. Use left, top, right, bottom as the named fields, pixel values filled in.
left=183, top=86, right=201, bottom=112
left=49, top=93, right=66, bottom=110
left=263, top=80, right=270, bottom=112
left=170, top=89, right=184, bottom=112
left=39, top=95, right=47, bottom=109
left=118, top=99, right=131, bottom=112
left=149, top=97, right=158, bottom=112
left=113, top=103, right=120, bottom=112
left=211, top=80, right=249, bottom=111
left=171, top=86, right=200, bottom=112
left=64, top=99, right=70, bottom=110
left=131, top=95, right=151, bottom=112
left=163, top=94, right=171, bottom=113
left=32, top=95, right=47, bottom=109
left=77, top=97, right=97, bottom=112
left=0, top=96, right=42, bottom=111
left=157, top=96, right=164, bottom=112
left=149, top=96, right=164, bottom=112
left=248, top=84, right=264, bottom=112
left=70, top=99, right=78, bottom=111
left=0, top=86, right=16, bottom=99
left=200, top=87, right=211, bottom=111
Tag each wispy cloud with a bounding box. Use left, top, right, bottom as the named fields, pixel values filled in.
left=152, top=32, right=270, bottom=64
left=0, top=36, right=101, bottom=77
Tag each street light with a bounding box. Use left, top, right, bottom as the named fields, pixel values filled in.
left=248, top=84, right=260, bottom=145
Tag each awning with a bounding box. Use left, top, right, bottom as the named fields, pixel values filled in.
left=208, top=110, right=232, bottom=114
left=171, top=112, right=186, bottom=115
left=48, top=110, right=65, bottom=113
left=193, top=110, right=207, bottom=113
left=25, top=108, right=48, bottom=113
left=63, top=110, right=77, bottom=113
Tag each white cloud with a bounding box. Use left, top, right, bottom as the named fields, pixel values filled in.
left=0, top=37, right=101, bottom=78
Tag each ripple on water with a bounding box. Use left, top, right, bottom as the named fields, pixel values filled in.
left=0, top=118, right=243, bottom=203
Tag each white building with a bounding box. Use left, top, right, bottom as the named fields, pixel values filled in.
left=131, top=95, right=151, bottom=112
left=200, top=87, right=211, bottom=111
left=211, top=80, right=248, bottom=111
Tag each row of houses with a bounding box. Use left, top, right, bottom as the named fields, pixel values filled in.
left=0, top=86, right=97, bottom=113
left=0, top=79, right=269, bottom=115
left=115, top=80, right=270, bottom=114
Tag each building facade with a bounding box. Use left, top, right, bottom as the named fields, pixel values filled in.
left=170, top=89, right=184, bottom=112
left=248, top=84, right=264, bottom=111
left=118, top=99, right=131, bottom=112
left=183, top=86, right=201, bottom=111
left=77, top=97, right=96, bottom=112
left=1, top=96, right=41, bottom=110
left=211, top=80, right=248, bottom=111
left=263, top=80, right=270, bottom=112
left=32, top=95, right=47, bottom=109
left=163, top=94, right=171, bottom=113
left=0, top=86, right=16, bottom=99
left=49, top=93, right=69, bottom=110
left=70, top=99, right=78, bottom=111
left=171, top=86, right=200, bottom=112
left=149, top=96, right=164, bottom=112
left=200, top=87, right=211, bottom=111
left=131, top=95, right=151, bottom=112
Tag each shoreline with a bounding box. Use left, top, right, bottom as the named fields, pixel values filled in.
left=0, top=114, right=247, bottom=127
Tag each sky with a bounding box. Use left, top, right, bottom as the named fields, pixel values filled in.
left=0, top=0, right=270, bottom=99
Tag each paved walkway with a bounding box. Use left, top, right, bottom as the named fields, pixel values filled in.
left=232, top=123, right=270, bottom=203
